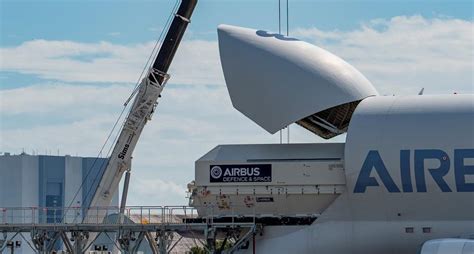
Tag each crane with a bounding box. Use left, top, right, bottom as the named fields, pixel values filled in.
left=84, top=0, right=197, bottom=222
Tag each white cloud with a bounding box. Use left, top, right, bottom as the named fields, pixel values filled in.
left=1, top=16, right=472, bottom=95
left=0, top=39, right=224, bottom=85
left=0, top=83, right=322, bottom=205
left=0, top=83, right=130, bottom=116
left=127, top=177, right=186, bottom=206
left=1, top=15, right=472, bottom=205
left=0, top=82, right=319, bottom=154
left=293, top=15, right=474, bottom=95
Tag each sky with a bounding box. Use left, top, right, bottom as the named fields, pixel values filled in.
left=0, top=0, right=473, bottom=206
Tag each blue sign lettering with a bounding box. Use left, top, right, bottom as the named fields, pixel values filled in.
left=353, top=151, right=400, bottom=193
left=400, top=150, right=413, bottom=192
left=354, top=149, right=474, bottom=193
left=455, top=149, right=474, bottom=192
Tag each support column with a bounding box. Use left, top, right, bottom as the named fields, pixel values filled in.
left=205, top=226, right=216, bottom=253
left=120, top=170, right=131, bottom=217
left=60, top=231, right=73, bottom=253
left=117, top=230, right=145, bottom=253
left=71, top=231, right=89, bottom=254
left=31, top=230, right=61, bottom=254
left=156, top=231, right=174, bottom=254
left=145, top=232, right=159, bottom=254
left=0, top=231, right=6, bottom=251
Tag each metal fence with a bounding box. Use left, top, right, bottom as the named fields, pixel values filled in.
left=0, top=205, right=256, bottom=226
left=0, top=206, right=198, bottom=225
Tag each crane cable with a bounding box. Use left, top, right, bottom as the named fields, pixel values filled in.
left=80, top=0, right=181, bottom=212
left=62, top=0, right=180, bottom=222
left=286, top=0, right=290, bottom=144
left=278, top=0, right=290, bottom=144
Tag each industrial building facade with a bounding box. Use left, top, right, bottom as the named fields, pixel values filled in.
left=0, top=152, right=117, bottom=211
left=0, top=152, right=118, bottom=253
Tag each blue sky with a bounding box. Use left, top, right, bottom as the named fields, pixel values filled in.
left=1, top=0, right=473, bottom=205
left=2, top=0, right=472, bottom=46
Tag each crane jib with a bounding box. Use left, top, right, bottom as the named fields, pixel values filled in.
left=83, top=0, right=198, bottom=224
left=149, top=0, right=198, bottom=85
left=118, top=144, right=129, bottom=159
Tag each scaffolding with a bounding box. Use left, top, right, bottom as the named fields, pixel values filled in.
left=0, top=206, right=259, bottom=254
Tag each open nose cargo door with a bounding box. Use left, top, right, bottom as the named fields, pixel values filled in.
left=217, top=24, right=378, bottom=139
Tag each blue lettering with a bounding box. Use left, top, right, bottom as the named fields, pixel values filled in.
left=455, top=149, right=474, bottom=192
left=354, top=150, right=401, bottom=193
left=414, top=149, right=451, bottom=192
left=354, top=148, right=474, bottom=193
left=400, top=150, right=413, bottom=192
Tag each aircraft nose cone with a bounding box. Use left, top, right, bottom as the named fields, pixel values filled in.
left=217, top=24, right=235, bottom=36
left=217, top=24, right=254, bottom=52
left=217, top=24, right=377, bottom=136
left=217, top=24, right=244, bottom=39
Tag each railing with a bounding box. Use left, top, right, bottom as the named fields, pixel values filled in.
left=0, top=205, right=256, bottom=226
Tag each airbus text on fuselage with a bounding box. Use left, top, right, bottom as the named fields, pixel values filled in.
left=354, top=149, right=474, bottom=193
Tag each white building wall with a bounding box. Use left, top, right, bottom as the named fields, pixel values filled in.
left=0, top=154, right=23, bottom=209
left=20, top=154, right=39, bottom=207
left=1, top=154, right=38, bottom=254
left=64, top=155, right=83, bottom=222
left=0, top=153, right=118, bottom=253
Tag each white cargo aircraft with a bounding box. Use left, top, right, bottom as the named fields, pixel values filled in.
left=191, top=24, right=474, bottom=254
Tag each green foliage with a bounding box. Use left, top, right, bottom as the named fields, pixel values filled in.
left=216, top=239, right=233, bottom=250
left=190, top=246, right=207, bottom=254
left=190, top=239, right=233, bottom=254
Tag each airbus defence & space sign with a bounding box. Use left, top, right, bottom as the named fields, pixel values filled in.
left=210, top=164, right=272, bottom=183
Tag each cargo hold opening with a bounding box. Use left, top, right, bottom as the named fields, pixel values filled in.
left=296, top=100, right=361, bottom=139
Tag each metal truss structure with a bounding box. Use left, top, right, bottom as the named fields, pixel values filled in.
left=0, top=206, right=259, bottom=254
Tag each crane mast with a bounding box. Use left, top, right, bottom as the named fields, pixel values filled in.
left=84, top=0, right=197, bottom=222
